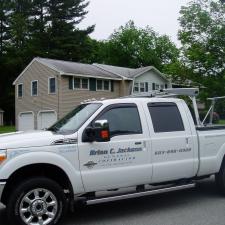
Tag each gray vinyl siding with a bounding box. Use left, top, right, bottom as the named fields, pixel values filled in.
left=59, top=76, right=121, bottom=118
left=134, top=71, right=171, bottom=91
left=15, top=61, right=60, bottom=130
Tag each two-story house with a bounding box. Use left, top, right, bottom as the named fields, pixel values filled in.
left=13, top=57, right=171, bottom=131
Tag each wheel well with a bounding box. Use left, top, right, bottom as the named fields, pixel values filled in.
left=1, top=164, right=74, bottom=205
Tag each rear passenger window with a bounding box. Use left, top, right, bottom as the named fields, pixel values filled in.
left=148, top=103, right=184, bottom=133
left=97, top=105, right=142, bottom=136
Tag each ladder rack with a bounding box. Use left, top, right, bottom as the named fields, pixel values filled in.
left=125, top=88, right=199, bottom=98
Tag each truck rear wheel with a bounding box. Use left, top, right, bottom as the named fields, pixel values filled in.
left=215, top=160, right=225, bottom=194
left=6, top=177, right=67, bottom=225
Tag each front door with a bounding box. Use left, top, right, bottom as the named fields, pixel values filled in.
left=78, top=103, right=152, bottom=192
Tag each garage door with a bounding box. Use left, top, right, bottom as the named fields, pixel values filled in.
left=18, top=112, right=34, bottom=131
left=37, top=111, right=57, bottom=130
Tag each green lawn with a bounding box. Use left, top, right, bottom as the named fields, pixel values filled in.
left=218, top=120, right=225, bottom=125
left=0, top=126, right=16, bottom=134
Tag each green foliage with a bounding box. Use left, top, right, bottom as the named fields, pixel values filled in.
left=179, top=0, right=225, bottom=98
left=0, top=0, right=93, bottom=124
left=98, top=21, right=180, bottom=71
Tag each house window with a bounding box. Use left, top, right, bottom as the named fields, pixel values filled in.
left=140, top=82, right=145, bottom=92
left=18, top=83, right=23, bottom=98
left=73, top=77, right=89, bottom=90
left=81, top=78, right=89, bottom=89
left=155, top=84, right=160, bottom=90
left=133, top=83, right=139, bottom=92
left=133, top=82, right=149, bottom=93
left=31, top=80, right=38, bottom=96
left=96, top=80, right=110, bottom=91
left=49, top=77, right=56, bottom=94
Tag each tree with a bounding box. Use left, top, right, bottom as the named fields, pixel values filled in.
left=0, top=0, right=10, bottom=56
left=0, top=0, right=94, bottom=124
left=46, top=0, right=94, bottom=60
left=179, top=0, right=225, bottom=97
left=98, top=21, right=180, bottom=72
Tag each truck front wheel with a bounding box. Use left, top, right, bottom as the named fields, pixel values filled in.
left=6, top=177, right=67, bottom=225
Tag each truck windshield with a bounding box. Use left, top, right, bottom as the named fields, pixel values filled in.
left=48, top=103, right=102, bottom=134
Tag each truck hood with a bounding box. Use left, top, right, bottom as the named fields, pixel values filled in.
left=0, top=130, right=65, bottom=149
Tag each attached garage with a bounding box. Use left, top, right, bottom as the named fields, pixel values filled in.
left=18, top=112, right=34, bottom=131
left=37, top=110, right=57, bottom=130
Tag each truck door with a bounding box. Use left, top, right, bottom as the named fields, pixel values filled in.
left=146, top=101, right=195, bottom=183
left=78, top=103, right=152, bottom=192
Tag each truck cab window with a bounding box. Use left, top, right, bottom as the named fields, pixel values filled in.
left=97, top=105, right=142, bottom=137
left=148, top=102, right=184, bottom=133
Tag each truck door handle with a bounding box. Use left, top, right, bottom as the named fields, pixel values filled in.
left=135, top=142, right=142, bottom=145
left=185, top=138, right=189, bottom=146
left=83, top=161, right=98, bottom=169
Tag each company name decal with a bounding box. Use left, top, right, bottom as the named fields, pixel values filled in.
left=88, top=147, right=144, bottom=167
left=90, top=147, right=143, bottom=156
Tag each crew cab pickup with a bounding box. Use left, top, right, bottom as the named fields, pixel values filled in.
left=1, top=88, right=225, bottom=225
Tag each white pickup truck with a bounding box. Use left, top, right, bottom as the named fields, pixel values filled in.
left=1, top=88, right=225, bottom=225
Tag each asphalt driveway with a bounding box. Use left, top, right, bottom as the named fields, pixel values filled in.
left=1, top=177, right=225, bottom=225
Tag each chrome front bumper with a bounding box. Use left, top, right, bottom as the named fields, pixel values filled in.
left=0, top=182, right=6, bottom=201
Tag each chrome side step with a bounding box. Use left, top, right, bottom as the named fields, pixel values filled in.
left=86, top=183, right=195, bottom=205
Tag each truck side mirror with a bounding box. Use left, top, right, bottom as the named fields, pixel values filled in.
left=83, top=119, right=110, bottom=142
left=94, top=120, right=110, bottom=142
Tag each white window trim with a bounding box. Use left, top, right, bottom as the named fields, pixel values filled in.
left=73, top=77, right=89, bottom=90
left=31, top=80, right=38, bottom=96
left=48, top=77, right=57, bottom=94
left=17, top=83, right=23, bottom=98
left=96, top=79, right=111, bottom=92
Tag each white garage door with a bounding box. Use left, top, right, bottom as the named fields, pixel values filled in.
left=37, top=111, right=57, bottom=130
left=18, top=112, right=34, bottom=131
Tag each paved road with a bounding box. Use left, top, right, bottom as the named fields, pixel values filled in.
left=1, top=177, right=225, bottom=225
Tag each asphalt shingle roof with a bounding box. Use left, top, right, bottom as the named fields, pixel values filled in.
left=37, top=58, right=166, bottom=80
left=37, top=58, right=123, bottom=80
left=93, top=63, right=136, bottom=79
left=13, top=57, right=169, bottom=85
left=94, top=63, right=168, bottom=80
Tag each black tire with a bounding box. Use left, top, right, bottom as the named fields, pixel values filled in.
left=215, top=160, right=225, bottom=194
left=6, top=177, right=67, bottom=225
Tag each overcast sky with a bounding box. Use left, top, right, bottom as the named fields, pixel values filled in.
left=79, top=0, right=191, bottom=45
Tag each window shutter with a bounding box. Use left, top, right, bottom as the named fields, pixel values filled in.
left=152, top=83, right=155, bottom=90
left=165, top=84, right=168, bottom=89
left=111, top=80, right=114, bottom=92
left=145, top=82, right=148, bottom=92
left=89, top=78, right=96, bottom=91
left=69, top=77, right=73, bottom=90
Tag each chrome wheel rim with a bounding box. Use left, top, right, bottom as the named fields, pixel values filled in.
left=19, top=188, right=58, bottom=225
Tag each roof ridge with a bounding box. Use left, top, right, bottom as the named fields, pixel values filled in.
left=93, top=63, right=136, bottom=70
left=93, top=64, right=128, bottom=79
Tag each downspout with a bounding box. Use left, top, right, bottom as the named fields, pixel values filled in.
left=57, top=74, right=61, bottom=120
left=131, top=79, right=135, bottom=95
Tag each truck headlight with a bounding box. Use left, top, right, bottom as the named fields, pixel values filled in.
left=0, top=150, right=7, bottom=164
